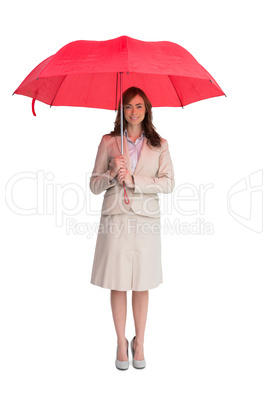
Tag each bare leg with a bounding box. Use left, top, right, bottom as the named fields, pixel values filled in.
left=132, top=290, right=149, bottom=360
left=110, top=290, right=128, bottom=361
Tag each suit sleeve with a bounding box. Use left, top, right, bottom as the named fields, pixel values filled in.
left=89, top=136, right=116, bottom=195
left=132, top=139, right=175, bottom=194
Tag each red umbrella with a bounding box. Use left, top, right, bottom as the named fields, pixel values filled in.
left=14, top=35, right=225, bottom=113
left=14, top=36, right=224, bottom=203
left=14, top=36, right=225, bottom=201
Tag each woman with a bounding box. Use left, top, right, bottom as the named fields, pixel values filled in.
left=90, top=87, right=175, bottom=370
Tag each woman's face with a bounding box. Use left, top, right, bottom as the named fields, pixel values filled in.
left=124, top=95, right=146, bottom=128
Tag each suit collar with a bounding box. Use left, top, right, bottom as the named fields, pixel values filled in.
left=124, top=130, right=145, bottom=141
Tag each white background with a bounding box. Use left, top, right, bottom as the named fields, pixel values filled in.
left=1, top=0, right=267, bottom=401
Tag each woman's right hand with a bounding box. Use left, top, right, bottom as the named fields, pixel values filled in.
left=110, top=155, right=127, bottom=179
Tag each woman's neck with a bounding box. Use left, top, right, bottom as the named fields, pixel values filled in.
left=126, top=124, right=143, bottom=139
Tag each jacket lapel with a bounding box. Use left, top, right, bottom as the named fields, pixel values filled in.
left=133, top=139, right=152, bottom=174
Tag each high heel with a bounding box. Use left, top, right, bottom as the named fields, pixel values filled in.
left=131, top=336, right=146, bottom=369
left=115, top=339, right=129, bottom=370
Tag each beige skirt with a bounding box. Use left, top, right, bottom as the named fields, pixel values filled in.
left=90, top=208, right=162, bottom=291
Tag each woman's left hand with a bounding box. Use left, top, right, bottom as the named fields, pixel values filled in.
left=118, top=167, right=134, bottom=189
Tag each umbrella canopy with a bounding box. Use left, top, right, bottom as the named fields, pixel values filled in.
left=14, top=36, right=225, bottom=111
left=14, top=36, right=225, bottom=204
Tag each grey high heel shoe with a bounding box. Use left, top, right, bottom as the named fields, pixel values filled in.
left=131, top=336, right=146, bottom=369
left=115, top=339, right=129, bottom=370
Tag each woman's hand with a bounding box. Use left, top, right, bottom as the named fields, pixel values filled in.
left=118, top=167, right=134, bottom=189
left=110, top=155, right=127, bottom=179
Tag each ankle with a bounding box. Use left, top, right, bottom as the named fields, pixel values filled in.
left=134, top=337, right=144, bottom=348
left=117, top=338, right=127, bottom=346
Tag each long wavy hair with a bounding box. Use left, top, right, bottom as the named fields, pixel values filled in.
left=110, top=87, right=161, bottom=147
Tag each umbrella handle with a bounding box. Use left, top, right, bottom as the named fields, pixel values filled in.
left=123, top=182, right=129, bottom=204
left=32, top=98, right=36, bottom=116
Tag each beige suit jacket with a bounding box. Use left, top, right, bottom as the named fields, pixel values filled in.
left=90, top=134, right=175, bottom=217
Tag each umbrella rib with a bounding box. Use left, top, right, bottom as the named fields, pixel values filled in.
left=167, top=75, right=184, bottom=108
left=50, top=75, right=67, bottom=107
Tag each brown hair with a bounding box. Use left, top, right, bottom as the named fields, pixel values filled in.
left=110, top=87, right=161, bottom=147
